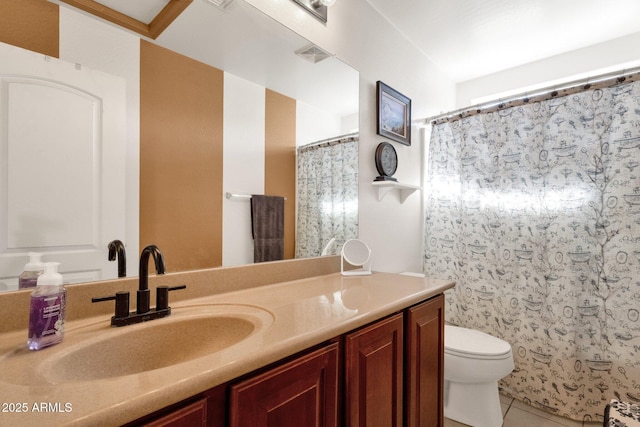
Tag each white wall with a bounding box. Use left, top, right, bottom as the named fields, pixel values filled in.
left=222, top=76, right=353, bottom=265
left=245, top=0, right=457, bottom=273
left=457, top=31, right=640, bottom=108
left=222, top=73, right=266, bottom=266
left=342, top=112, right=359, bottom=134
left=296, top=102, right=343, bottom=146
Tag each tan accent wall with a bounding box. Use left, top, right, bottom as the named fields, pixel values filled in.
left=265, top=89, right=296, bottom=260
left=0, top=0, right=59, bottom=57
left=140, top=40, right=224, bottom=271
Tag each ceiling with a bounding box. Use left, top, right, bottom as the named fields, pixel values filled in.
left=93, top=0, right=171, bottom=23
left=366, top=0, right=640, bottom=82
left=57, top=0, right=640, bottom=87
left=53, top=0, right=358, bottom=117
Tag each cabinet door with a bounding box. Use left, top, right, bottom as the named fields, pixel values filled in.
left=405, top=295, right=445, bottom=427
left=345, top=313, right=404, bottom=427
left=142, top=397, right=207, bottom=427
left=230, top=342, right=339, bottom=427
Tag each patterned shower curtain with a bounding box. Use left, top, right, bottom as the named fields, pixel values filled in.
left=296, top=134, right=358, bottom=258
left=424, top=81, right=640, bottom=422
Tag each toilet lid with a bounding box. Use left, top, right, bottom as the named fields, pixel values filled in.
left=444, top=325, right=512, bottom=359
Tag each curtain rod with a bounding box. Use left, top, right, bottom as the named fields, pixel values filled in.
left=297, top=131, right=359, bottom=152
left=425, top=65, right=640, bottom=125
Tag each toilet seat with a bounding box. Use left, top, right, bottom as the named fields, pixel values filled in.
left=444, top=325, right=512, bottom=360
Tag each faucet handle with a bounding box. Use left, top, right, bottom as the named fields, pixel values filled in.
left=155, top=285, right=186, bottom=311
left=92, top=291, right=130, bottom=319
left=92, top=285, right=185, bottom=327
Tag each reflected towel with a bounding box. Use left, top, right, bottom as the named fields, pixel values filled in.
left=251, top=195, right=285, bottom=262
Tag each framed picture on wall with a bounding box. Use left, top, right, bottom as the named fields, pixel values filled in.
left=376, top=81, right=411, bottom=146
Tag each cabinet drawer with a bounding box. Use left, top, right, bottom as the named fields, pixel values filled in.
left=142, top=397, right=207, bottom=427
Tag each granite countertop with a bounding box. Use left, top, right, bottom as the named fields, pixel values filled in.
left=0, top=272, right=453, bottom=426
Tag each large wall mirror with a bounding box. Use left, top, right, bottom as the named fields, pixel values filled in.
left=0, top=0, right=359, bottom=292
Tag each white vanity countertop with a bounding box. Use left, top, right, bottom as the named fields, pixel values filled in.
left=0, top=272, right=453, bottom=426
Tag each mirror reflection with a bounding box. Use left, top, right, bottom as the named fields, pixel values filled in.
left=0, top=0, right=359, bottom=292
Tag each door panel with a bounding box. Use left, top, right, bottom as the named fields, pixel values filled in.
left=0, top=42, right=126, bottom=289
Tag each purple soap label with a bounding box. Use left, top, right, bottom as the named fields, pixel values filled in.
left=28, top=292, right=66, bottom=350
left=19, top=277, right=38, bottom=289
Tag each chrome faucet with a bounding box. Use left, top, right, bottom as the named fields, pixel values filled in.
left=92, top=244, right=185, bottom=327
left=108, top=239, right=127, bottom=278
left=137, top=245, right=166, bottom=314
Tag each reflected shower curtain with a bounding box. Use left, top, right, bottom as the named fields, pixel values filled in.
left=296, top=135, right=358, bottom=258
left=424, top=82, right=640, bottom=421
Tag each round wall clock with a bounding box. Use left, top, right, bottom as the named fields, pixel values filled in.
left=374, top=142, right=398, bottom=181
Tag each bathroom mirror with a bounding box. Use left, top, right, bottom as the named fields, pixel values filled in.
left=341, top=239, right=371, bottom=276
left=0, top=0, right=359, bottom=291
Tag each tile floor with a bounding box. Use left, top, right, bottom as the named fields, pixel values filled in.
left=444, top=394, right=604, bottom=427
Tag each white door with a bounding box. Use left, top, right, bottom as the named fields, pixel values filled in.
left=0, top=42, right=127, bottom=290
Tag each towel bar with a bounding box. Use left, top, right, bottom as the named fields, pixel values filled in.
left=225, top=192, right=287, bottom=201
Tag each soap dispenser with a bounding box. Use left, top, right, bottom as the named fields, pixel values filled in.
left=27, top=262, right=66, bottom=351
left=18, top=252, right=45, bottom=289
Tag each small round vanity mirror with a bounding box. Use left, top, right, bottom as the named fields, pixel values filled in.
left=341, top=239, right=372, bottom=276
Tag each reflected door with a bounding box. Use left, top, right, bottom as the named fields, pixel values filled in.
left=0, top=43, right=126, bottom=289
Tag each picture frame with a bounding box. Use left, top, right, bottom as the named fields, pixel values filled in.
left=376, top=81, right=411, bottom=146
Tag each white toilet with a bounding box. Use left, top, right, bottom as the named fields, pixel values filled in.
left=444, top=325, right=514, bottom=427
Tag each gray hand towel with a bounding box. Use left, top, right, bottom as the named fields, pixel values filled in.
left=251, top=195, right=285, bottom=262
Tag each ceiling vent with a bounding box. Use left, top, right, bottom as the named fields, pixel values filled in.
left=295, top=44, right=332, bottom=64
left=203, top=0, right=234, bottom=10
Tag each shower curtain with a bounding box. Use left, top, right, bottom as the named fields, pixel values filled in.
left=424, top=81, right=640, bottom=421
left=296, top=135, right=358, bottom=258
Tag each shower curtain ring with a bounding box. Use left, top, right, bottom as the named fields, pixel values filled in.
left=618, top=69, right=627, bottom=84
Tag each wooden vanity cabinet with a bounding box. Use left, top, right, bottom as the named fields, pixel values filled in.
left=125, top=294, right=445, bottom=427
left=230, top=342, right=340, bottom=427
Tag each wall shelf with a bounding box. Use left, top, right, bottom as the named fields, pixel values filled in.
left=372, top=181, right=421, bottom=203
